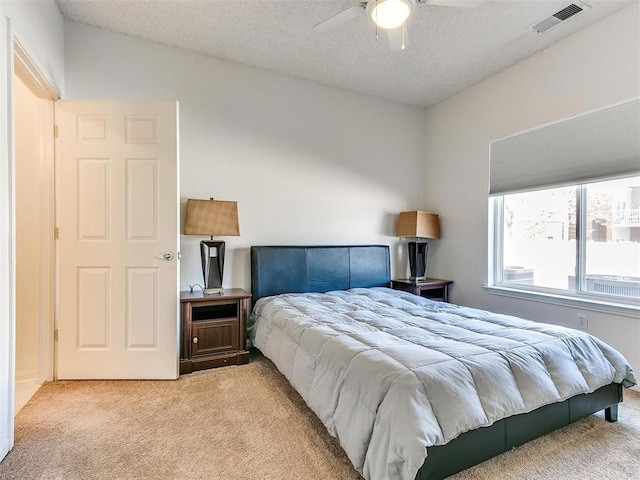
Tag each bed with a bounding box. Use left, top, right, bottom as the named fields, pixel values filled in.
left=248, top=245, right=636, bottom=480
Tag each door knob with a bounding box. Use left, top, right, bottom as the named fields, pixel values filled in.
left=155, top=251, right=174, bottom=261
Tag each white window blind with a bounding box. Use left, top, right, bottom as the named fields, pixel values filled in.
left=489, top=98, right=640, bottom=196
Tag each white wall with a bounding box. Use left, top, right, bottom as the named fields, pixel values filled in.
left=422, top=3, right=640, bottom=386
left=0, top=0, right=65, bottom=460
left=63, top=21, right=426, bottom=292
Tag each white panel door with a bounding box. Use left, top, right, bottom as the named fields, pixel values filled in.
left=56, top=101, right=179, bottom=379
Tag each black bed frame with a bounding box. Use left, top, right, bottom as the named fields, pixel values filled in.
left=250, top=245, right=623, bottom=480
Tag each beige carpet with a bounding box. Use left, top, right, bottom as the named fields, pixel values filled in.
left=1, top=352, right=638, bottom=480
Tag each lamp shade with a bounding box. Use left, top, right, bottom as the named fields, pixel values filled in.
left=184, top=199, right=240, bottom=236
left=396, top=211, right=440, bottom=239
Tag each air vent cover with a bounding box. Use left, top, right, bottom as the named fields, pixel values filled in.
left=531, top=2, right=590, bottom=35
left=554, top=3, right=584, bottom=21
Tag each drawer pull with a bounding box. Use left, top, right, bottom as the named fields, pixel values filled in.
left=192, top=337, right=198, bottom=344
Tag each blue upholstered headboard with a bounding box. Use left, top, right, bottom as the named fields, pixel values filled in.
left=250, top=245, right=390, bottom=304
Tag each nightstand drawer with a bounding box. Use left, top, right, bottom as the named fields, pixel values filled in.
left=189, top=353, right=238, bottom=370
left=191, top=318, right=238, bottom=357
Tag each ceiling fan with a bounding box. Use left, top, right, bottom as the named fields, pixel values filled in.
left=313, top=0, right=484, bottom=52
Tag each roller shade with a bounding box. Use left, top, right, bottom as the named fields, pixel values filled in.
left=489, top=98, right=640, bottom=196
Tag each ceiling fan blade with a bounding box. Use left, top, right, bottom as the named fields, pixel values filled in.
left=388, top=25, right=410, bottom=52
left=424, top=0, right=484, bottom=8
left=312, top=4, right=366, bottom=33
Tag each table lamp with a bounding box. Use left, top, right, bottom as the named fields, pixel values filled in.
left=184, top=198, right=240, bottom=294
left=396, top=211, right=440, bottom=282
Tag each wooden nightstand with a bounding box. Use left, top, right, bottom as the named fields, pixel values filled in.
left=180, top=289, right=251, bottom=374
left=391, top=278, right=454, bottom=302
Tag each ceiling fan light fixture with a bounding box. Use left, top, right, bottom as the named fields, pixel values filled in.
left=369, top=0, right=414, bottom=30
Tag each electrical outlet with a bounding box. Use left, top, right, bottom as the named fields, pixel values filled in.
left=577, top=314, right=588, bottom=331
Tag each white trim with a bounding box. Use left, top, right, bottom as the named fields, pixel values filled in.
left=0, top=13, right=8, bottom=459
left=484, top=285, right=640, bottom=318
left=0, top=15, right=17, bottom=459
left=13, top=39, right=59, bottom=101
left=488, top=197, right=503, bottom=284
left=576, top=185, right=587, bottom=292
left=14, top=377, right=39, bottom=415
left=7, top=13, right=16, bottom=452
left=0, top=436, right=9, bottom=462
left=36, top=97, right=55, bottom=383
left=14, top=369, right=36, bottom=383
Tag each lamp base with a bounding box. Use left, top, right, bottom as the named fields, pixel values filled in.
left=203, top=287, right=224, bottom=295
left=407, top=240, right=428, bottom=280
left=200, top=240, right=226, bottom=293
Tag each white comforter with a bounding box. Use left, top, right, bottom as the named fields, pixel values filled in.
left=249, top=288, right=636, bottom=480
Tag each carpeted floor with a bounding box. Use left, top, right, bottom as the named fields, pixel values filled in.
left=1, top=352, right=638, bottom=480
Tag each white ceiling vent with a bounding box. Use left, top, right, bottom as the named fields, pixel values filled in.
left=530, top=2, right=591, bottom=35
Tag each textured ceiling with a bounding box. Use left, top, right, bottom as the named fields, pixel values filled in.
left=55, top=0, right=636, bottom=107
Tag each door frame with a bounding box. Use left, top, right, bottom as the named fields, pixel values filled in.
left=0, top=20, right=59, bottom=460
left=13, top=37, right=60, bottom=384
left=14, top=38, right=58, bottom=386
left=13, top=38, right=60, bottom=384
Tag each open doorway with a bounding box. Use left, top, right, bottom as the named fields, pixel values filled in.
left=12, top=41, right=57, bottom=413
left=14, top=73, right=42, bottom=412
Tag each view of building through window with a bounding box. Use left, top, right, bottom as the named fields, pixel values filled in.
left=501, top=176, right=640, bottom=299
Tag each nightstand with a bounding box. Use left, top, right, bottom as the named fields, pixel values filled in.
left=179, top=289, right=251, bottom=374
left=391, top=278, right=454, bottom=302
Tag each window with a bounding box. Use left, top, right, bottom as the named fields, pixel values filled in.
left=493, top=176, right=640, bottom=304
left=488, top=99, right=639, bottom=308
left=501, top=185, right=576, bottom=291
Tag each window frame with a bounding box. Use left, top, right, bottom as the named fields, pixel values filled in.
left=488, top=180, right=640, bottom=315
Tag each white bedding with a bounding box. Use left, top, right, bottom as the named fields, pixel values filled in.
left=249, top=287, right=636, bottom=480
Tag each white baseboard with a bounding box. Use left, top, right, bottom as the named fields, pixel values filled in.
left=15, top=369, right=36, bottom=383
left=0, top=435, right=9, bottom=463
left=15, top=377, right=40, bottom=414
